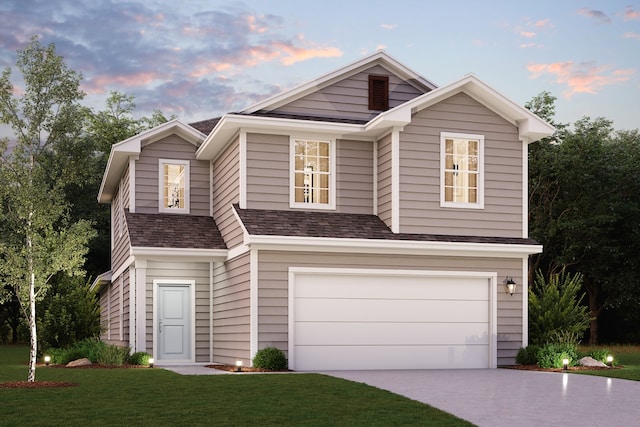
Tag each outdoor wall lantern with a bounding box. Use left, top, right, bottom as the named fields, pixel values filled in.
left=148, top=357, right=154, bottom=368
left=236, top=360, right=243, bottom=372
left=562, top=358, right=569, bottom=371
left=44, top=355, right=51, bottom=366
left=505, top=277, right=517, bottom=296
left=607, top=355, right=614, bottom=368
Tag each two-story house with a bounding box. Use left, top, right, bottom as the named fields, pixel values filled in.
left=93, top=51, right=554, bottom=370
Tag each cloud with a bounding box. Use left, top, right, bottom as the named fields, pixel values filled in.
left=624, top=31, right=640, bottom=40
left=533, top=19, right=554, bottom=28
left=527, top=61, right=634, bottom=97
left=380, top=24, right=396, bottom=30
left=520, top=31, right=537, bottom=38
left=0, top=1, right=342, bottom=121
left=622, top=5, right=640, bottom=21
left=577, top=8, right=612, bottom=24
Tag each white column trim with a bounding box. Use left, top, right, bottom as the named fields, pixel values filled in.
left=391, top=128, right=402, bottom=233
left=522, top=256, right=529, bottom=347
left=373, top=139, right=378, bottom=216
left=209, top=262, right=214, bottom=364
left=249, top=249, right=259, bottom=365
left=128, top=156, right=136, bottom=213
left=522, top=142, right=528, bottom=238
left=129, top=265, right=136, bottom=351
left=239, top=131, right=247, bottom=209
left=135, top=259, right=147, bottom=353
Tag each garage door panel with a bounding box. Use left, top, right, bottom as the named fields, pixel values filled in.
left=295, top=298, right=488, bottom=323
left=295, top=321, right=489, bottom=346
left=291, top=270, right=494, bottom=370
left=294, top=344, right=490, bottom=370
left=296, top=274, right=488, bottom=301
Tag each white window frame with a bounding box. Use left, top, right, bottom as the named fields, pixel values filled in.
left=440, top=132, right=484, bottom=209
left=159, top=159, right=190, bottom=214
left=290, top=137, right=336, bottom=210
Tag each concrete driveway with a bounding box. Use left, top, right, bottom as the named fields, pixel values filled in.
left=321, top=369, right=640, bottom=426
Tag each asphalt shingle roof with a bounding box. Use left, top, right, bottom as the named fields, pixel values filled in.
left=234, top=205, right=539, bottom=245
left=125, top=211, right=226, bottom=250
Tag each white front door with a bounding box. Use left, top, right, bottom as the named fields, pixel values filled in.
left=157, top=284, right=191, bottom=361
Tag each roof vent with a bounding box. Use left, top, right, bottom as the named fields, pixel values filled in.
left=368, top=75, right=389, bottom=111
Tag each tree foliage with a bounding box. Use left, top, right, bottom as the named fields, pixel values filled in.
left=527, top=92, right=640, bottom=344
left=38, top=275, right=101, bottom=351
left=0, top=36, right=95, bottom=381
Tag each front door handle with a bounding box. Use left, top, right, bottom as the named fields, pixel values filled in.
left=159, top=321, right=163, bottom=333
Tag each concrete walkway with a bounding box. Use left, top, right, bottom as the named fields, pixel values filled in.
left=321, top=369, right=640, bottom=427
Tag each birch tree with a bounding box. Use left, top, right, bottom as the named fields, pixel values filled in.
left=0, top=36, right=95, bottom=381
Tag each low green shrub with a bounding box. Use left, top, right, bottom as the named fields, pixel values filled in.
left=537, top=342, right=579, bottom=368
left=96, top=344, right=129, bottom=366
left=128, top=351, right=152, bottom=366
left=252, top=347, right=288, bottom=371
left=515, top=345, right=541, bottom=365
left=47, top=338, right=107, bottom=364
left=528, top=270, right=591, bottom=345
left=587, top=348, right=611, bottom=364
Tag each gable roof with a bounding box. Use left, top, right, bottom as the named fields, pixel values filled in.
left=242, top=51, right=437, bottom=114
left=196, top=72, right=554, bottom=160
left=398, top=73, right=556, bottom=143
left=98, top=119, right=205, bottom=203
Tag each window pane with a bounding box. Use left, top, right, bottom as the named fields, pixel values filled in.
left=293, top=139, right=331, bottom=205
left=318, top=142, right=329, bottom=156
left=469, top=140, right=478, bottom=156
left=164, top=164, right=185, bottom=209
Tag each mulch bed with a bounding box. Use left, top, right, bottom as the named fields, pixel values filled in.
left=0, top=380, right=78, bottom=389
left=206, top=364, right=292, bottom=373
left=506, top=364, right=622, bottom=372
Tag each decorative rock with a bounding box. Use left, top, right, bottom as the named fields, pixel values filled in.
left=578, top=356, right=607, bottom=367
left=66, top=358, right=92, bottom=367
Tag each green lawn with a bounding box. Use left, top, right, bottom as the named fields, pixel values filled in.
left=0, top=346, right=473, bottom=426
left=576, top=345, right=640, bottom=381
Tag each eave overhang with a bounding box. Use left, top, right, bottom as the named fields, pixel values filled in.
left=242, top=234, right=543, bottom=258
left=130, top=246, right=228, bottom=263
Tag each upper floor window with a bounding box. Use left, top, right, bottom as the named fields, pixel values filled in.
left=159, top=159, right=190, bottom=213
left=440, top=132, right=484, bottom=209
left=290, top=138, right=335, bottom=209
left=368, top=75, right=389, bottom=111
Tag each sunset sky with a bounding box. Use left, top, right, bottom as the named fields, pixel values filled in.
left=0, top=0, right=638, bottom=131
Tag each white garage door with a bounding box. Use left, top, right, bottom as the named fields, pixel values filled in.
left=289, top=269, right=496, bottom=371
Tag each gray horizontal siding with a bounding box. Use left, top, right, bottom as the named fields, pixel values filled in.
left=271, top=64, right=426, bottom=121
left=377, top=133, right=393, bottom=227
left=246, top=133, right=289, bottom=209
left=135, top=135, right=210, bottom=216
left=212, top=138, right=243, bottom=248
left=257, top=251, right=525, bottom=365
left=146, top=261, right=212, bottom=363
left=212, top=253, right=251, bottom=365
left=399, top=92, right=523, bottom=237
left=336, top=139, right=374, bottom=214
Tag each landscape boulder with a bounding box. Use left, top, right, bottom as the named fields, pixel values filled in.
left=66, top=358, right=92, bottom=367
left=578, top=356, right=607, bottom=368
